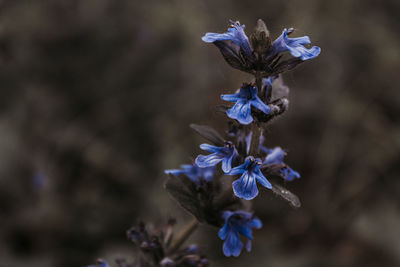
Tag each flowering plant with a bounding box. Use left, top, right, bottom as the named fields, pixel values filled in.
left=88, top=19, right=319, bottom=266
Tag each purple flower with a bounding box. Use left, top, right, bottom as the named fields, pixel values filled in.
left=221, top=83, right=270, bottom=125
left=228, top=156, right=272, bottom=200
left=195, top=142, right=237, bottom=173
left=270, top=28, right=321, bottom=60
left=218, top=210, right=262, bottom=257
left=165, top=163, right=215, bottom=185
left=261, top=146, right=300, bottom=181
left=202, top=20, right=253, bottom=58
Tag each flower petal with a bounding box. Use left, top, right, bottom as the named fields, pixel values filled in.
left=270, top=28, right=321, bottom=61
left=202, top=21, right=252, bottom=58
left=264, top=147, right=285, bottom=164
left=250, top=97, right=270, bottom=114
left=218, top=223, right=229, bottom=240
left=232, top=172, right=259, bottom=200
left=228, top=165, right=246, bottom=175
left=227, top=101, right=253, bottom=125
left=223, top=231, right=243, bottom=257
left=221, top=154, right=234, bottom=173
left=221, top=93, right=241, bottom=102
left=281, top=167, right=300, bottom=181
left=254, top=168, right=272, bottom=189
left=195, top=153, right=223, bottom=168
left=199, top=143, right=222, bottom=153
left=250, top=217, right=262, bottom=229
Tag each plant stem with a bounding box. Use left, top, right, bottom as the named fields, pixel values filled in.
left=249, top=123, right=262, bottom=156
left=255, top=72, right=263, bottom=97
left=167, top=218, right=199, bottom=255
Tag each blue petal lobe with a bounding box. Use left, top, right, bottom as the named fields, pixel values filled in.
left=264, top=147, right=285, bottom=164
left=226, top=101, right=253, bottom=125
left=195, top=153, right=223, bottom=168
left=221, top=155, right=233, bottom=173
left=218, top=224, right=229, bottom=240
left=250, top=97, right=270, bottom=114
left=232, top=172, right=259, bottom=200
left=223, top=231, right=243, bottom=257
left=199, top=143, right=221, bottom=153
left=221, top=93, right=241, bottom=102
left=228, top=165, right=246, bottom=175
left=250, top=217, right=263, bottom=229
left=254, top=168, right=272, bottom=189
left=270, top=28, right=321, bottom=61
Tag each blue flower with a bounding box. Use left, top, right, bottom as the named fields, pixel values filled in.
left=228, top=156, right=272, bottom=200
left=261, top=146, right=300, bottom=181
left=221, top=84, right=270, bottom=125
left=195, top=142, right=237, bottom=173
left=218, top=210, right=262, bottom=257
left=270, top=28, right=321, bottom=60
left=87, top=259, right=108, bottom=267
left=165, top=163, right=215, bottom=185
left=202, top=20, right=253, bottom=58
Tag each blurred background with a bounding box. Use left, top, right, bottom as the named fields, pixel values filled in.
left=0, top=0, right=399, bottom=266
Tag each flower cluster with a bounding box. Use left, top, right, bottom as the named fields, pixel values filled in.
left=202, top=20, right=320, bottom=77
left=88, top=18, right=319, bottom=266
left=164, top=19, right=320, bottom=258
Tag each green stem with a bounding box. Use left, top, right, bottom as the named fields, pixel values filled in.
left=167, top=218, right=199, bottom=255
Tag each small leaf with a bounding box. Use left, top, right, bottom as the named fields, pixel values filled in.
left=165, top=174, right=203, bottom=221
left=190, top=124, right=225, bottom=146
left=270, top=182, right=301, bottom=208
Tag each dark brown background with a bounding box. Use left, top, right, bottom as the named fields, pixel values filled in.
left=0, top=0, right=399, bottom=266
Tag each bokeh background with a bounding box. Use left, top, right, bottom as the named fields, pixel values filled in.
left=0, top=0, right=399, bottom=266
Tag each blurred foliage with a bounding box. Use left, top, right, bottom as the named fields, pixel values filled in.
left=0, top=0, right=399, bottom=267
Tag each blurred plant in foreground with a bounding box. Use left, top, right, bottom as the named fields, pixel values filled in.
left=88, top=18, right=320, bottom=266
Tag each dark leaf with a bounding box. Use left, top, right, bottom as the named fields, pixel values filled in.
left=165, top=174, right=241, bottom=227
left=270, top=182, right=301, bottom=208
left=165, top=174, right=204, bottom=221
left=190, top=124, right=225, bottom=146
